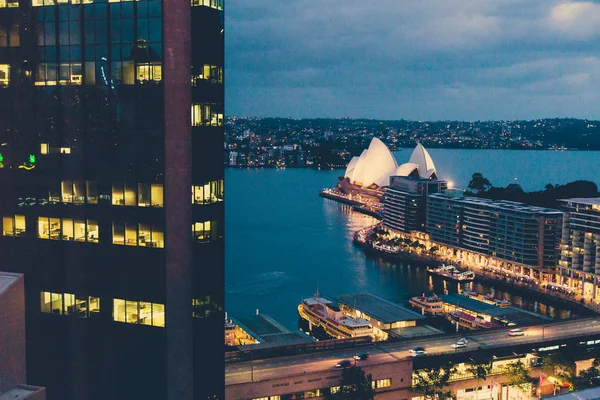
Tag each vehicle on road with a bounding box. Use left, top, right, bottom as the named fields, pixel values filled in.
left=451, top=340, right=468, bottom=349
left=409, top=347, right=427, bottom=357
left=334, top=360, right=353, bottom=368
left=508, top=328, right=524, bottom=336
left=354, top=353, right=369, bottom=360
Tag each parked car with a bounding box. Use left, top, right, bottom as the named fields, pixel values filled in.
left=334, top=360, right=352, bottom=368
left=409, top=347, right=427, bottom=356
left=508, top=328, right=524, bottom=337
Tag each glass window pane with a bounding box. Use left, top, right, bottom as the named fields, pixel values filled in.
left=138, top=223, right=151, bottom=247
left=38, top=217, right=49, bottom=239
left=61, top=180, right=73, bottom=203
left=151, top=224, right=164, bottom=248
left=40, top=292, right=52, bottom=313
left=138, top=183, right=150, bottom=207
left=151, top=184, right=163, bottom=207
left=125, top=300, right=138, bottom=324
left=124, top=183, right=136, bottom=206
left=139, top=301, right=151, bottom=325
left=112, top=222, right=124, bottom=245
left=75, top=295, right=88, bottom=317
left=49, top=218, right=61, bottom=240
left=152, top=303, right=165, bottom=327
left=51, top=293, right=63, bottom=315
left=113, top=299, right=125, bottom=322
left=89, top=297, right=100, bottom=317
left=14, top=215, right=25, bottom=236
left=2, top=216, right=13, bottom=236
left=125, top=222, right=136, bottom=246
left=64, top=293, right=75, bottom=315
left=86, top=180, right=98, bottom=204
left=63, top=218, right=74, bottom=241
left=74, top=220, right=86, bottom=242
left=87, top=220, right=99, bottom=243
left=73, top=181, right=85, bottom=204
left=112, top=183, right=124, bottom=205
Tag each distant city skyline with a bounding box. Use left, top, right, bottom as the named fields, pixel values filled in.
left=226, top=0, right=600, bottom=121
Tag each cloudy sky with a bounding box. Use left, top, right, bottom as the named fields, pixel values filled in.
left=225, top=0, right=600, bottom=121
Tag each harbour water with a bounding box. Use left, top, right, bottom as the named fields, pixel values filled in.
left=225, top=150, right=600, bottom=330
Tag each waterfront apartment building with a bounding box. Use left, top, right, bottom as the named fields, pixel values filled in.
left=558, top=198, right=600, bottom=300
left=382, top=176, right=447, bottom=233
left=426, top=193, right=562, bottom=270
left=0, top=1, right=224, bottom=399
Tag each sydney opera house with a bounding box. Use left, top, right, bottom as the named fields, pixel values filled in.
left=336, top=138, right=439, bottom=199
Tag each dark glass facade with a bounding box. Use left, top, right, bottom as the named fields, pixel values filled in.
left=0, top=0, right=223, bottom=399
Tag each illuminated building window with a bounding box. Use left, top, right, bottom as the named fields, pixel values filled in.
left=39, top=143, right=71, bottom=155
left=192, top=64, right=223, bottom=85
left=61, top=180, right=73, bottom=203
left=192, top=220, right=222, bottom=243
left=192, top=180, right=224, bottom=205
left=40, top=143, right=49, bottom=155
left=35, top=63, right=82, bottom=86
left=137, top=183, right=164, bottom=207
left=38, top=217, right=98, bottom=243
left=137, top=63, right=162, bottom=83
left=0, top=64, right=9, bottom=87
left=306, top=390, right=323, bottom=398
left=191, top=103, right=223, bottom=127
left=40, top=292, right=63, bottom=315
left=2, top=215, right=25, bottom=237
left=113, top=299, right=165, bottom=327
left=41, top=292, right=100, bottom=317
left=373, top=378, right=391, bottom=389
left=113, top=183, right=163, bottom=207
left=112, top=222, right=164, bottom=248
left=0, top=0, right=19, bottom=7
left=86, top=181, right=98, bottom=204
left=191, top=0, right=223, bottom=10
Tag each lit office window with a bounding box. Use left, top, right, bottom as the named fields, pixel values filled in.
left=192, top=220, right=222, bottom=243
left=40, top=292, right=63, bottom=315
left=192, top=180, right=224, bottom=205
left=2, top=215, right=25, bottom=237
left=191, top=0, right=223, bottom=10
left=191, top=103, right=223, bottom=127
left=192, top=64, right=223, bottom=85
left=112, top=222, right=164, bottom=248
left=38, top=217, right=98, bottom=243
left=306, top=390, right=323, bottom=398
left=86, top=181, right=98, bottom=204
left=137, top=183, right=164, bottom=207
left=113, top=299, right=165, bottom=327
left=137, top=63, right=162, bottom=83
left=61, top=180, right=73, bottom=203
left=374, top=378, right=391, bottom=388
left=0, top=0, right=19, bottom=7
left=0, top=64, right=9, bottom=87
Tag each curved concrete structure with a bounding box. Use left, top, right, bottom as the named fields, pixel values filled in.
left=343, top=140, right=439, bottom=188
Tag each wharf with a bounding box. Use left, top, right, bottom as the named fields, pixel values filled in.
left=440, top=293, right=552, bottom=326
left=234, top=314, right=314, bottom=350
left=319, top=190, right=361, bottom=206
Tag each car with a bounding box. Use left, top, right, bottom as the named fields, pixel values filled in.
left=334, top=360, right=353, bottom=368
left=451, top=342, right=467, bottom=349
left=354, top=353, right=369, bottom=360
left=508, top=328, right=525, bottom=336
left=409, top=347, right=427, bottom=357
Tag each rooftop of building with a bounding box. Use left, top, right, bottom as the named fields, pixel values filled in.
left=428, top=193, right=562, bottom=214
left=0, top=272, right=23, bottom=295
left=440, top=293, right=552, bottom=325
left=386, top=324, right=443, bottom=340
left=233, top=314, right=314, bottom=346
left=542, top=386, right=600, bottom=400
left=559, top=197, right=600, bottom=206
left=334, top=293, right=426, bottom=324
left=0, top=385, right=45, bottom=400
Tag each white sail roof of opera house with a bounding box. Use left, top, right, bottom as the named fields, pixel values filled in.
left=344, top=140, right=438, bottom=187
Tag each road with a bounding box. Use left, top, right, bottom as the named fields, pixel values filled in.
left=226, top=317, right=600, bottom=385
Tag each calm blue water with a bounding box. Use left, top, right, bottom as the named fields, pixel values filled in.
left=225, top=150, right=600, bottom=329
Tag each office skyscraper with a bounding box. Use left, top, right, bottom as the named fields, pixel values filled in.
left=0, top=0, right=224, bottom=398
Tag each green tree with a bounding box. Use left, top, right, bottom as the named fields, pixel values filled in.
left=544, top=353, right=575, bottom=386
left=505, top=361, right=532, bottom=394
left=573, top=358, right=600, bottom=390
left=325, top=366, right=375, bottom=400
left=468, top=173, right=492, bottom=193
left=413, top=362, right=457, bottom=400
left=466, top=362, right=492, bottom=400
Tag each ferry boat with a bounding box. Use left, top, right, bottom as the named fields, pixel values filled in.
left=461, top=291, right=511, bottom=308
left=448, top=311, right=500, bottom=330
left=372, top=241, right=401, bottom=254
left=427, top=265, right=475, bottom=282
left=297, top=291, right=373, bottom=339
left=409, top=294, right=444, bottom=316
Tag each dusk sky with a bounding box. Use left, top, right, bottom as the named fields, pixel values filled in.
left=225, top=0, right=600, bottom=121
